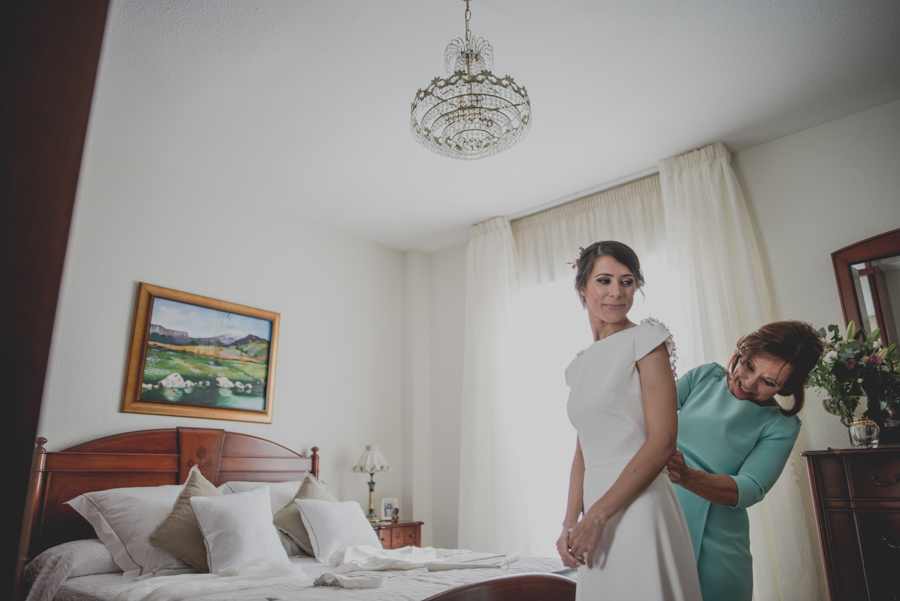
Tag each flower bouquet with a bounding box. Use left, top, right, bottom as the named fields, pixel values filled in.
left=808, top=321, right=899, bottom=433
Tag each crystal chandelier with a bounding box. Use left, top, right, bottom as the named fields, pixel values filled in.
left=410, top=0, right=532, bottom=160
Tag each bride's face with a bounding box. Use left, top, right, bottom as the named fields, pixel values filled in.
left=580, top=255, right=636, bottom=324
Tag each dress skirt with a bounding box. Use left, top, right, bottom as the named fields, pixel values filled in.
left=576, top=461, right=702, bottom=601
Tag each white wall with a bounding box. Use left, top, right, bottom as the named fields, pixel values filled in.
left=38, top=145, right=405, bottom=510
left=428, top=242, right=467, bottom=548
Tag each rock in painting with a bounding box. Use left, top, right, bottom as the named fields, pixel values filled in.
left=159, top=373, right=186, bottom=388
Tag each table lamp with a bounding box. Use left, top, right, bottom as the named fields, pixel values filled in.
left=352, top=444, right=392, bottom=522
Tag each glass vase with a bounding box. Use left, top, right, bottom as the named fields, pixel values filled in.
left=849, top=418, right=880, bottom=448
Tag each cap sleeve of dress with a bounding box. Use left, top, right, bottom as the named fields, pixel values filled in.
left=633, top=318, right=674, bottom=362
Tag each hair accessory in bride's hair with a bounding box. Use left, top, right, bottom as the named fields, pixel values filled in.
left=568, top=247, right=585, bottom=270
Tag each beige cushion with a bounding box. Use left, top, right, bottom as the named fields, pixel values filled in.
left=148, top=465, right=221, bottom=572
left=273, top=473, right=336, bottom=554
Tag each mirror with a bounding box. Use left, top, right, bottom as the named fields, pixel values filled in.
left=832, top=228, right=900, bottom=346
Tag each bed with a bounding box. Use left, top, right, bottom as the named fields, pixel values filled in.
left=19, top=427, right=574, bottom=601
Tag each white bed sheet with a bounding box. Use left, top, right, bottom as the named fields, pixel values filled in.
left=50, top=554, right=566, bottom=601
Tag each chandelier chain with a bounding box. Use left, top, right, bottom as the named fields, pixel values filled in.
left=464, top=1, right=472, bottom=76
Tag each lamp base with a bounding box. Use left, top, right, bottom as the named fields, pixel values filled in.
left=366, top=514, right=379, bottom=523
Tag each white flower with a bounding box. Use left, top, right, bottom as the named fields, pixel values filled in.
left=823, top=350, right=837, bottom=364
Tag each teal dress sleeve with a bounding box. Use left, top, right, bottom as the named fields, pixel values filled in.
left=733, top=415, right=801, bottom=508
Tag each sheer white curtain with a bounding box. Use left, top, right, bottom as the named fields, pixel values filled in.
left=458, top=217, right=526, bottom=553
left=659, top=142, right=817, bottom=601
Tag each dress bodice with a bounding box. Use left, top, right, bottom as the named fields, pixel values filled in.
left=566, top=319, right=673, bottom=468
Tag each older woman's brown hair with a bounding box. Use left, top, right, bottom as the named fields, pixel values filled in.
left=727, top=320, right=825, bottom=416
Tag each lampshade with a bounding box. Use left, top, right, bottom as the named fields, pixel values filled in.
left=352, top=444, right=391, bottom=474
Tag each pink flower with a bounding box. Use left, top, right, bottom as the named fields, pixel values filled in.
left=869, top=354, right=883, bottom=365
left=845, top=358, right=857, bottom=369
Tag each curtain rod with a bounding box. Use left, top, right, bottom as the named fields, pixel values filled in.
left=508, top=165, right=660, bottom=221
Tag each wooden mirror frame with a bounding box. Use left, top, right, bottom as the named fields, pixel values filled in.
left=832, top=228, right=900, bottom=346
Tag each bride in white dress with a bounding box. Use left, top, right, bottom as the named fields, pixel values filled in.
left=556, top=241, right=701, bottom=601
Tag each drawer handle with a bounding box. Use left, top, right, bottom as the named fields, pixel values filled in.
left=870, top=473, right=900, bottom=487
left=884, top=535, right=899, bottom=550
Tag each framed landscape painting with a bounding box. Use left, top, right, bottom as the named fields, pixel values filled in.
left=122, top=283, right=279, bottom=423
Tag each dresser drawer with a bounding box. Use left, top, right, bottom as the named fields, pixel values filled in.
left=392, top=525, right=419, bottom=547
left=376, top=529, right=392, bottom=548
left=847, top=456, right=900, bottom=499
left=856, top=512, right=900, bottom=568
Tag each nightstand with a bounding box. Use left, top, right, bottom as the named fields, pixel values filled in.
left=372, top=521, right=423, bottom=549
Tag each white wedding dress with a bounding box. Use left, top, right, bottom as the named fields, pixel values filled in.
left=566, top=319, right=701, bottom=601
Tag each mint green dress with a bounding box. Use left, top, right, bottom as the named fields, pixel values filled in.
left=674, top=363, right=800, bottom=601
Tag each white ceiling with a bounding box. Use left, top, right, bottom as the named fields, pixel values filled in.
left=88, top=0, right=900, bottom=252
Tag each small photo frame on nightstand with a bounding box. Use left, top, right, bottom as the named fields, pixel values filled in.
left=381, top=498, right=398, bottom=521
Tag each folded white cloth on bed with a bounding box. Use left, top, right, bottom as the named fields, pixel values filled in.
left=330, top=546, right=515, bottom=574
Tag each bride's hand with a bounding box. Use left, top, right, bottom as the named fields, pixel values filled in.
left=567, top=513, right=606, bottom=569
left=556, top=526, right=584, bottom=569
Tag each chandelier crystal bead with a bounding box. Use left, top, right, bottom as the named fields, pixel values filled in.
left=410, top=1, right=531, bottom=160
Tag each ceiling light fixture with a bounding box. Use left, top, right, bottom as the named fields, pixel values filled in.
left=410, top=0, right=532, bottom=160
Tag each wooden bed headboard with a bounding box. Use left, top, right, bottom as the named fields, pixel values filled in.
left=19, top=427, right=318, bottom=574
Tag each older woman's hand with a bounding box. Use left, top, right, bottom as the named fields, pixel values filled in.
left=666, top=450, right=689, bottom=484
left=556, top=526, right=585, bottom=569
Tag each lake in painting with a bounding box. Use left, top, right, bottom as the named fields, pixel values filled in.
left=139, top=297, right=273, bottom=411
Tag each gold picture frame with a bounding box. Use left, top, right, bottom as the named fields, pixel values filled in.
left=122, top=283, right=279, bottom=423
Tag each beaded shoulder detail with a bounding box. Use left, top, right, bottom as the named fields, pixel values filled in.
left=640, top=317, right=678, bottom=378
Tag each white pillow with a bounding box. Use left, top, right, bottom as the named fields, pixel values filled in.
left=66, top=485, right=190, bottom=577
left=295, top=499, right=381, bottom=563
left=215, top=480, right=305, bottom=556
left=190, top=485, right=289, bottom=573
left=217, top=480, right=301, bottom=514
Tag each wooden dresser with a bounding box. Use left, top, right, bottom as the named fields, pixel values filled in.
left=802, top=446, right=900, bottom=600
left=372, top=521, right=423, bottom=549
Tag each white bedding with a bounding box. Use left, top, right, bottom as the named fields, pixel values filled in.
left=33, top=547, right=566, bottom=601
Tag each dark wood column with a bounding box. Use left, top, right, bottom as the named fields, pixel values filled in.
left=0, top=1, right=109, bottom=597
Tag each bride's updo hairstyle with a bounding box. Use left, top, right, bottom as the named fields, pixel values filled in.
left=727, top=320, right=825, bottom=417
left=574, top=241, right=645, bottom=308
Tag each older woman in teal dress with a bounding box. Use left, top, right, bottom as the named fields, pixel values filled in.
left=666, top=321, right=824, bottom=601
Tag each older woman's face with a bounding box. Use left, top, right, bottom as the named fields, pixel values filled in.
left=580, top=255, right=636, bottom=325
left=728, top=355, right=793, bottom=403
